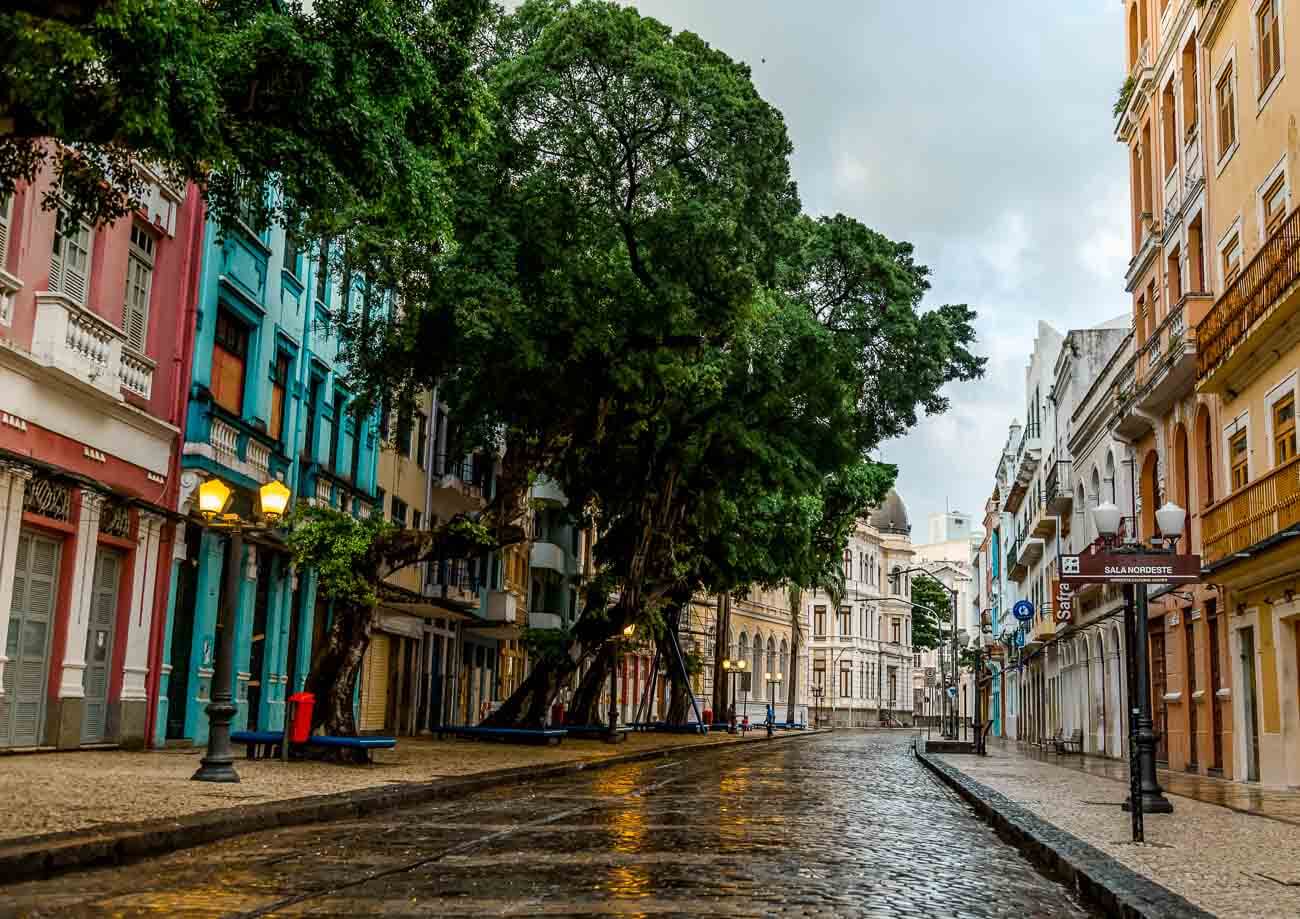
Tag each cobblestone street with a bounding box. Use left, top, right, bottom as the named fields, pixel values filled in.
left=2, top=732, right=1090, bottom=917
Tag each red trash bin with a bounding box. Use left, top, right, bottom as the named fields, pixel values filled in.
left=702, top=707, right=713, bottom=726
left=551, top=702, right=566, bottom=727
left=288, top=692, right=315, bottom=743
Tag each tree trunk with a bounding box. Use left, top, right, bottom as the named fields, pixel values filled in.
left=711, top=593, right=730, bottom=721
left=787, top=586, right=801, bottom=723
left=303, top=600, right=376, bottom=763
left=567, top=648, right=614, bottom=726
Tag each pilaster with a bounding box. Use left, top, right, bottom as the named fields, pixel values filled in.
left=186, top=529, right=225, bottom=745
left=232, top=544, right=257, bottom=731
left=153, top=521, right=188, bottom=746
left=0, top=463, right=34, bottom=698
left=115, top=511, right=164, bottom=748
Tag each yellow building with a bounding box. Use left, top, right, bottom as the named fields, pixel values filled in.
left=1193, top=0, right=1300, bottom=786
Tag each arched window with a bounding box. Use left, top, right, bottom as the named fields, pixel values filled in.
left=891, top=565, right=902, bottom=595
left=1104, top=451, right=1117, bottom=504
left=1173, top=423, right=1192, bottom=552
left=1128, top=3, right=1139, bottom=70
left=1195, top=402, right=1215, bottom=509
left=1141, top=450, right=1161, bottom=538
left=766, top=636, right=777, bottom=688
left=751, top=632, right=763, bottom=680
left=738, top=632, right=749, bottom=666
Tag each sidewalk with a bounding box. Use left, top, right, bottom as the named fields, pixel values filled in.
left=929, top=739, right=1300, bottom=919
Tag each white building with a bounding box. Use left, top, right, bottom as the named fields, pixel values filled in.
left=806, top=489, right=916, bottom=727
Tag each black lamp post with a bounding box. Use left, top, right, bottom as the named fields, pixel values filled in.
left=192, top=476, right=291, bottom=783
left=1091, top=500, right=1183, bottom=834
left=811, top=682, right=824, bottom=727
left=721, top=657, right=747, bottom=732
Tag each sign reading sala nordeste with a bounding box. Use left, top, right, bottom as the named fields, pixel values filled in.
left=1059, top=551, right=1200, bottom=585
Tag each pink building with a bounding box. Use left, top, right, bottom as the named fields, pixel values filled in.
left=0, top=157, right=204, bottom=749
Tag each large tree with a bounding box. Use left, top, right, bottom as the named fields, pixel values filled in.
left=0, top=0, right=488, bottom=232
left=338, top=0, right=984, bottom=729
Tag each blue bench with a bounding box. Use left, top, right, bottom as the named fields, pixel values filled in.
left=305, top=735, right=396, bottom=764
left=434, top=725, right=566, bottom=745
left=230, top=730, right=285, bottom=759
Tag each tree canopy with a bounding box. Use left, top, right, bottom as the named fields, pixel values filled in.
left=0, top=0, right=488, bottom=231
left=337, top=0, right=985, bottom=726
left=911, top=574, right=952, bottom=652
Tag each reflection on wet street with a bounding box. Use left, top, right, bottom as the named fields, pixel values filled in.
left=4, top=732, right=1092, bottom=917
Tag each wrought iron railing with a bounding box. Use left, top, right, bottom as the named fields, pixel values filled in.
left=1197, top=207, right=1300, bottom=380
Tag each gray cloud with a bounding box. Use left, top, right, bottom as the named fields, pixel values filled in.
left=613, top=0, right=1129, bottom=529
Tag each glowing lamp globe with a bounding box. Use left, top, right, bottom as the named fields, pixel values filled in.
left=197, top=478, right=232, bottom=518
left=259, top=479, right=291, bottom=521
left=1155, top=502, right=1186, bottom=539
left=1092, top=501, right=1122, bottom=538
left=622, top=623, right=636, bottom=638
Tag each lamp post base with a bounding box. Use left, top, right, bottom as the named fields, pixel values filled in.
left=192, top=757, right=241, bottom=783
left=1122, top=792, right=1174, bottom=814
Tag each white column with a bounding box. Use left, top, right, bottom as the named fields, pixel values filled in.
left=0, top=463, right=34, bottom=696
left=57, top=489, right=107, bottom=700
left=120, top=512, right=164, bottom=704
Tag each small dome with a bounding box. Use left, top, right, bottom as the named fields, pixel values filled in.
left=868, top=488, right=911, bottom=536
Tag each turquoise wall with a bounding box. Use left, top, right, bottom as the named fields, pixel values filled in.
left=154, top=208, right=381, bottom=747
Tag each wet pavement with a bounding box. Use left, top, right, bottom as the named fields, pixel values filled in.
left=3, top=732, right=1093, bottom=917
left=991, top=737, right=1300, bottom=824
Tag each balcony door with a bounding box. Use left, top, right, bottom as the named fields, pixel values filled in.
left=1150, top=625, right=1168, bottom=764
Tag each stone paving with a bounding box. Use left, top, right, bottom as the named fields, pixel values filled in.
left=2, top=731, right=1091, bottom=917
left=0, top=731, right=762, bottom=842
left=937, top=741, right=1300, bottom=919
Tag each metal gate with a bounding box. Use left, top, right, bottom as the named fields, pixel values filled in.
left=0, top=532, right=61, bottom=747
left=82, top=547, right=122, bottom=743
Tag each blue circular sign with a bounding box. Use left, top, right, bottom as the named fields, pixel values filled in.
left=1012, top=600, right=1035, bottom=622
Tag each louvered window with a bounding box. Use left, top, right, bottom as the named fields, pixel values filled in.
left=51, top=208, right=92, bottom=304
left=124, top=223, right=155, bottom=352
left=0, top=193, right=11, bottom=266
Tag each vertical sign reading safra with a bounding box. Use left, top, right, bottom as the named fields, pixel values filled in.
left=1054, top=578, right=1073, bottom=623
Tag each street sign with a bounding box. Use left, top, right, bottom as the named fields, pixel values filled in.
left=1054, top=580, right=1074, bottom=623
left=1012, top=599, right=1034, bottom=622
left=1059, top=552, right=1201, bottom=585
left=925, top=667, right=937, bottom=687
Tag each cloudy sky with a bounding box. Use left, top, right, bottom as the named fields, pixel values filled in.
left=613, top=0, right=1130, bottom=535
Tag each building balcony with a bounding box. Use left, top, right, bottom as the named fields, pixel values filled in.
left=531, top=476, right=567, bottom=507
left=1115, top=42, right=1154, bottom=142
left=1197, top=207, right=1300, bottom=395
left=1030, top=611, right=1056, bottom=644
left=1046, top=459, right=1072, bottom=515
left=1008, top=537, right=1043, bottom=583
left=1201, top=455, right=1300, bottom=568
left=1114, top=294, right=1211, bottom=439
left=530, top=539, right=567, bottom=574
left=30, top=292, right=155, bottom=402
left=430, top=451, right=485, bottom=517
left=1162, top=168, right=1182, bottom=235
left=1014, top=421, right=1042, bottom=486
left=484, top=589, right=519, bottom=625
left=1030, top=502, right=1057, bottom=540
left=1183, top=126, right=1204, bottom=200
left=1124, top=221, right=1162, bottom=293
left=424, top=559, right=481, bottom=610
left=529, top=611, right=564, bottom=631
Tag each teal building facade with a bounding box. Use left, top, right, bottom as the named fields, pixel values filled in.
left=154, top=214, right=379, bottom=746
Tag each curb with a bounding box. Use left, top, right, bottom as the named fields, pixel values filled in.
left=914, top=744, right=1215, bottom=919
left=0, top=728, right=825, bottom=885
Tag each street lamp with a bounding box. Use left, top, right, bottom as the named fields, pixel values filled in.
left=763, top=671, right=782, bottom=737
left=1092, top=500, right=1181, bottom=835
left=192, top=475, right=292, bottom=783
left=810, top=682, right=824, bottom=727
left=955, top=629, right=971, bottom=740
left=721, top=658, right=747, bottom=733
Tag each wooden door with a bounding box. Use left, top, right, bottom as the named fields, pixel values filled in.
left=81, top=548, right=123, bottom=743
left=1207, top=601, right=1223, bottom=772
left=0, top=533, right=61, bottom=747
left=1185, top=618, right=1198, bottom=769
left=1150, top=626, right=1168, bottom=764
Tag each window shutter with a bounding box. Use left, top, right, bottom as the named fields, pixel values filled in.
left=0, top=194, right=10, bottom=262
left=53, top=218, right=90, bottom=305
left=124, top=257, right=151, bottom=351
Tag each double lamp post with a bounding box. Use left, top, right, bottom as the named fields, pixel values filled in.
left=1063, top=499, right=1199, bottom=843
left=191, top=476, right=292, bottom=783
